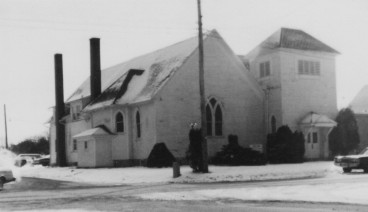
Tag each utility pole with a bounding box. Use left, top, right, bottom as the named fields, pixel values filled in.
left=197, top=0, right=209, bottom=173
left=4, top=104, right=8, bottom=149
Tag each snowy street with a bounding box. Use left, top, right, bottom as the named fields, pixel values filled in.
left=1, top=174, right=368, bottom=211
left=1, top=162, right=368, bottom=211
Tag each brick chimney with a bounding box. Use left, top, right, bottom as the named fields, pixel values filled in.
left=90, top=38, right=101, bottom=101
left=54, top=53, right=67, bottom=167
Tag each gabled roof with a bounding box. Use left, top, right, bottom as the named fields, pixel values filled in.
left=67, top=31, right=206, bottom=111
left=349, top=85, right=368, bottom=114
left=299, top=112, right=337, bottom=127
left=73, top=125, right=115, bottom=139
left=245, top=28, right=339, bottom=59
left=278, top=28, right=339, bottom=53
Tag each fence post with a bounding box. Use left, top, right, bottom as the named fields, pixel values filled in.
left=173, top=162, right=181, bottom=178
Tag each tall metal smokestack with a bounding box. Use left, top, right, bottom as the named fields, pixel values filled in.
left=54, top=54, right=67, bottom=167
left=90, top=38, right=101, bottom=101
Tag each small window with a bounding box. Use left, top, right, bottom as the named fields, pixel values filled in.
left=260, top=61, right=270, bottom=78
left=84, top=141, right=88, bottom=149
left=73, top=139, right=77, bottom=151
left=136, top=111, right=141, bottom=138
left=313, top=132, right=318, bottom=143
left=307, top=133, right=311, bottom=143
left=115, top=112, right=124, bottom=133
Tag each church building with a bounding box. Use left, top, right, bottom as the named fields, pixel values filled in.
left=50, top=28, right=339, bottom=167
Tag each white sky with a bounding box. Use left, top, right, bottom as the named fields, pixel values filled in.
left=1, top=0, right=368, bottom=145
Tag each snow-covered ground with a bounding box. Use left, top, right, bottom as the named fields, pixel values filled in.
left=15, top=161, right=334, bottom=185
left=11, top=161, right=368, bottom=205
left=138, top=179, right=368, bottom=205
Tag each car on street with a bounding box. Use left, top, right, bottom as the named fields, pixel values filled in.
left=334, top=147, right=368, bottom=173
left=0, top=167, right=16, bottom=189
left=32, top=155, right=50, bottom=166
left=14, top=154, right=42, bottom=167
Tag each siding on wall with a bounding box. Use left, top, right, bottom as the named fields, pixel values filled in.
left=77, top=138, right=96, bottom=167
left=95, top=137, right=113, bottom=167
left=131, top=102, right=157, bottom=160
left=250, top=52, right=283, bottom=134
left=111, top=107, right=130, bottom=160
left=155, top=34, right=265, bottom=158
left=280, top=49, right=337, bottom=130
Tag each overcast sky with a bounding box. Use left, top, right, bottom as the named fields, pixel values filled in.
left=1, top=0, right=368, bottom=145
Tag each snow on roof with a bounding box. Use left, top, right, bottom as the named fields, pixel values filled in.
left=244, top=28, right=339, bottom=60
left=299, top=112, right=337, bottom=127
left=73, top=125, right=114, bottom=138
left=68, top=32, right=203, bottom=110
left=349, top=85, right=368, bottom=114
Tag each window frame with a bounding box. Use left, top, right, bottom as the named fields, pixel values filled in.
left=298, top=59, right=321, bottom=76
left=136, top=110, right=141, bottom=138
left=206, top=97, right=223, bottom=137
left=73, top=139, right=77, bottom=151
left=115, top=111, right=125, bottom=133
left=259, top=61, right=271, bottom=78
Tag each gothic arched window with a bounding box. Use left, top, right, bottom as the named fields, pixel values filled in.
left=206, top=98, right=223, bottom=136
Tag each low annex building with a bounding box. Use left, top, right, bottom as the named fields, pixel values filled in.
left=50, top=28, right=339, bottom=167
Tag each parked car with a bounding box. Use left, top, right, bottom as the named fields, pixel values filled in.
left=334, top=147, right=368, bottom=173
left=0, top=167, right=16, bottom=189
left=14, top=154, right=42, bottom=167
left=32, top=155, right=50, bottom=166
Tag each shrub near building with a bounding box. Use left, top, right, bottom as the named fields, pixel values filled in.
left=267, top=126, right=305, bottom=164
left=212, top=135, right=266, bottom=166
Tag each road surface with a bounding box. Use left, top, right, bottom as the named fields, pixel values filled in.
left=1, top=173, right=368, bottom=211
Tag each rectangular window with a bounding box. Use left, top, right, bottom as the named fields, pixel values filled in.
left=298, top=60, right=320, bottom=76
left=84, top=141, right=88, bottom=149
left=73, top=140, right=77, bottom=151
left=76, top=105, right=81, bottom=118
left=259, top=61, right=270, bottom=78
left=313, top=132, right=318, bottom=143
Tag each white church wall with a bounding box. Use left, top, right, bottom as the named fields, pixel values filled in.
left=155, top=35, right=265, bottom=159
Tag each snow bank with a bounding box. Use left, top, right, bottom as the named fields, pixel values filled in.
left=17, top=161, right=334, bottom=185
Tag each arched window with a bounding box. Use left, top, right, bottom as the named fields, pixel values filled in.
left=115, top=112, right=124, bottom=132
left=271, top=116, right=276, bottom=133
left=136, top=110, right=141, bottom=138
left=206, top=98, right=223, bottom=136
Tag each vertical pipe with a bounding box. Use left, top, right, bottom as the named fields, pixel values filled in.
left=90, top=38, right=101, bottom=101
left=54, top=54, right=66, bottom=167
left=4, top=105, right=8, bottom=149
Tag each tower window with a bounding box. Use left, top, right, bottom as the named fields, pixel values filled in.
left=260, top=61, right=270, bottom=78
left=298, top=60, right=320, bottom=76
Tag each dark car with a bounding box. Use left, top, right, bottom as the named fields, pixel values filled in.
left=32, top=155, right=50, bottom=166
left=334, top=147, right=368, bottom=173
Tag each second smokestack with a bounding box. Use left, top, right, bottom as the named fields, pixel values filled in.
left=90, top=38, right=101, bottom=101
